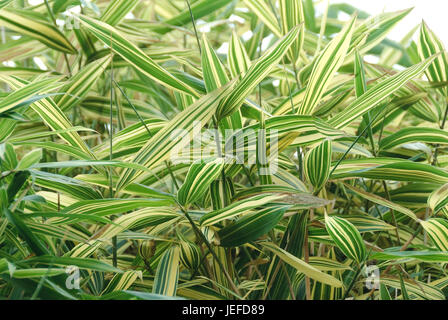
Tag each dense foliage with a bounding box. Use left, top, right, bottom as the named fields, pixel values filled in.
left=1, top=0, right=448, bottom=300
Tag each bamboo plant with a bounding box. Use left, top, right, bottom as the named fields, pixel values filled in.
left=1, top=0, right=448, bottom=300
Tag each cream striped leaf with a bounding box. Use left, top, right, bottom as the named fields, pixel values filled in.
left=0, top=77, right=61, bottom=114
left=262, top=242, right=343, bottom=288
left=179, top=239, right=201, bottom=271
left=0, top=8, right=76, bottom=54
left=54, top=55, right=112, bottom=111
left=381, top=276, right=445, bottom=300
left=177, top=158, right=225, bottom=206
left=218, top=206, right=287, bottom=247
left=98, top=208, right=181, bottom=240
left=428, top=184, right=448, bottom=214
left=243, top=0, right=282, bottom=37
left=16, top=149, right=42, bottom=170
left=344, top=183, right=418, bottom=221
left=420, top=218, right=448, bottom=251
left=380, top=127, right=448, bottom=150
left=152, top=246, right=180, bottom=297
left=100, top=0, right=140, bottom=26
left=116, top=82, right=235, bottom=190
left=216, top=26, right=301, bottom=120
left=329, top=55, right=438, bottom=129
left=228, top=30, right=251, bottom=78
left=279, top=0, right=305, bottom=62
left=418, top=21, right=448, bottom=97
left=200, top=194, right=285, bottom=227
left=304, top=139, right=332, bottom=191
left=325, top=214, right=367, bottom=264
left=297, top=15, right=356, bottom=115
left=349, top=9, right=413, bottom=59
left=332, top=160, right=448, bottom=184
left=102, top=271, right=142, bottom=295
left=75, top=14, right=199, bottom=98
left=210, top=177, right=234, bottom=210
left=0, top=75, right=96, bottom=159
left=49, top=199, right=173, bottom=224
left=201, top=33, right=229, bottom=92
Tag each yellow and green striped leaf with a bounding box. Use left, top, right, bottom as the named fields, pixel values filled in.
left=200, top=194, right=285, bottom=227
left=218, top=206, right=287, bottom=247
left=228, top=31, right=251, bottom=78
left=201, top=33, right=229, bottom=92
left=54, top=55, right=112, bottom=111
left=0, top=77, right=61, bottom=114
left=100, top=0, right=140, bottom=26
left=304, top=139, right=332, bottom=191
left=325, top=214, right=366, bottom=264
left=332, top=160, right=448, bottom=185
left=116, top=82, right=235, bottom=190
left=380, top=127, right=448, bottom=150
left=152, top=246, right=180, bottom=297
left=279, top=0, right=305, bottom=63
left=298, top=14, right=356, bottom=115
left=428, top=183, right=448, bottom=214
left=75, top=14, right=199, bottom=98
left=418, top=21, right=448, bottom=97
left=262, top=242, right=343, bottom=288
left=177, top=158, right=226, bottom=206
left=0, top=75, right=96, bottom=159
left=329, top=55, right=438, bottom=129
left=420, top=218, right=448, bottom=251
left=216, top=25, right=301, bottom=120
left=344, top=183, right=418, bottom=221
left=0, top=8, right=76, bottom=54
left=243, top=0, right=282, bottom=37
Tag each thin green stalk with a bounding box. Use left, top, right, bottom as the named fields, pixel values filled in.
left=330, top=104, right=387, bottom=177
left=177, top=203, right=242, bottom=297
left=185, top=0, right=202, bottom=54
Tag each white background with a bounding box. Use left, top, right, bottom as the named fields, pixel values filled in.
left=25, top=0, right=448, bottom=46
left=328, top=0, right=448, bottom=45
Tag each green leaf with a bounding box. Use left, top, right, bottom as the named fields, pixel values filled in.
left=325, top=214, right=366, bottom=263
left=117, top=81, right=235, bottom=190
left=262, top=242, right=343, bottom=288
left=152, top=246, right=180, bottom=297
left=428, top=183, right=448, bottom=214
left=420, top=218, right=448, bottom=251
left=418, top=21, right=448, bottom=97
left=3, top=208, right=50, bottom=256
left=304, top=139, right=332, bottom=191
left=100, top=0, right=140, bottom=26
left=329, top=55, right=438, bottom=129
left=216, top=25, right=302, bottom=120
left=16, top=148, right=42, bottom=170
left=298, top=14, right=356, bottom=115
left=0, top=8, right=76, bottom=54
left=21, top=256, right=122, bottom=273
left=218, top=206, right=287, bottom=247
left=178, top=158, right=226, bottom=206
left=75, top=14, right=199, bottom=98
